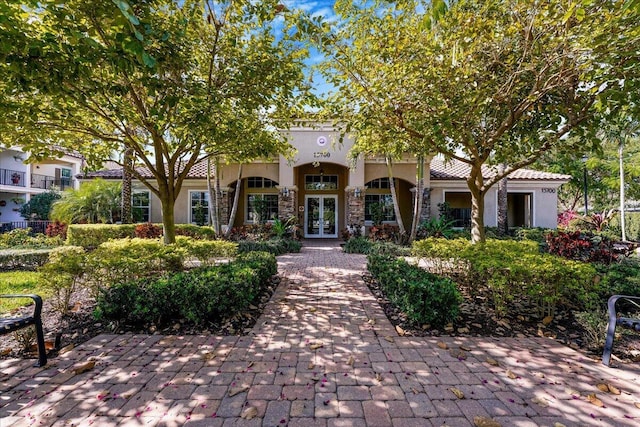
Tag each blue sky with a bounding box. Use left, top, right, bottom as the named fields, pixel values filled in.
left=283, top=1, right=339, bottom=96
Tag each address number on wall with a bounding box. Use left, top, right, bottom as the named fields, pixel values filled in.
left=541, top=188, right=556, bottom=193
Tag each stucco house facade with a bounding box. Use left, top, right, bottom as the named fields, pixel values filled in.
left=85, top=123, right=570, bottom=237
left=0, top=147, right=84, bottom=227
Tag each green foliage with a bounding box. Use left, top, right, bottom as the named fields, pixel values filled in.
left=175, top=237, right=238, bottom=266
left=417, top=217, right=456, bottom=239
left=574, top=309, right=608, bottom=350
left=237, top=238, right=301, bottom=255
left=343, top=236, right=372, bottom=254
left=66, top=224, right=137, bottom=248
left=95, top=251, right=277, bottom=327
left=86, top=238, right=185, bottom=292
left=50, top=179, right=122, bottom=224
left=1, top=0, right=313, bottom=244
left=0, top=228, right=62, bottom=249
left=369, top=242, right=411, bottom=257
left=272, top=217, right=298, bottom=239
left=175, top=224, right=219, bottom=240
left=367, top=254, right=461, bottom=328
left=609, top=212, right=640, bottom=242
left=0, top=271, right=45, bottom=314
left=193, top=203, right=208, bottom=226
left=513, top=227, right=551, bottom=245
left=40, top=246, right=86, bottom=315
left=412, top=238, right=597, bottom=316
left=315, top=0, right=640, bottom=243
left=596, top=258, right=640, bottom=301
left=0, top=249, right=51, bottom=271
left=19, top=190, right=61, bottom=220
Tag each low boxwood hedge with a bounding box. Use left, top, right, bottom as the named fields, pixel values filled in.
left=95, top=251, right=277, bottom=327
left=367, top=253, right=461, bottom=328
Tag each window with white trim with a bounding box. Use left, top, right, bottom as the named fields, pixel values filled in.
left=190, top=191, right=210, bottom=225
left=132, top=191, right=150, bottom=223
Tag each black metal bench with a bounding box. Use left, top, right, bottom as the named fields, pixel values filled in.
left=602, top=294, right=640, bottom=366
left=0, top=294, right=47, bottom=367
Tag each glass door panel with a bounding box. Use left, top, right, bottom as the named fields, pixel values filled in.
left=306, top=197, right=320, bottom=236
left=305, top=195, right=338, bottom=238
left=322, top=197, right=336, bottom=236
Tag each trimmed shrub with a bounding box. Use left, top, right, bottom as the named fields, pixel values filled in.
left=95, top=251, right=277, bottom=327
left=237, top=238, right=301, bottom=255
left=369, top=241, right=411, bottom=257
left=86, top=238, right=185, bottom=291
left=40, top=246, right=86, bottom=315
left=367, top=254, right=461, bottom=328
left=66, top=224, right=136, bottom=248
left=343, top=236, right=372, bottom=254
left=0, top=228, right=62, bottom=249
left=546, top=230, right=618, bottom=264
left=412, top=238, right=597, bottom=316
left=46, top=221, right=68, bottom=239
left=0, top=249, right=51, bottom=271
left=175, top=224, right=218, bottom=240
left=135, top=223, right=163, bottom=238
left=175, top=237, right=238, bottom=266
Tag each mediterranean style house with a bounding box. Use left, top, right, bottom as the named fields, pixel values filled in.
left=84, top=123, right=570, bottom=238
left=0, top=147, right=84, bottom=226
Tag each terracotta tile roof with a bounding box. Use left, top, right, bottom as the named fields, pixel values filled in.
left=429, top=157, right=570, bottom=181
left=80, top=160, right=210, bottom=179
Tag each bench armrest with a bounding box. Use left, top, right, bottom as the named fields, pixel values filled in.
left=608, top=295, right=640, bottom=312
left=0, top=294, right=43, bottom=320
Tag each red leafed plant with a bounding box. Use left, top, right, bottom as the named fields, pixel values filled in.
left=45, top=221, right=68, bottom=239
left=134, top=223, right=163, bottom=239
left=546, top=230, right=618, bottom=264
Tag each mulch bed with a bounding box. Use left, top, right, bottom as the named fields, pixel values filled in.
left=0, top=276, right=280, bottom=363
left=362, top=271, right=640, bottom=364
left=2, top=270, right=638, bottom=366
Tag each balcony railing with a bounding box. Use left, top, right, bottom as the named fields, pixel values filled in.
left=0, top=168, right=26, bottom=187
left=30, top=173, right=74, bottom=190
left=0, top=221, right=51, bottom=234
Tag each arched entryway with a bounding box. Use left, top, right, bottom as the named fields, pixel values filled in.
left=294, top=162, right=350, bottom=238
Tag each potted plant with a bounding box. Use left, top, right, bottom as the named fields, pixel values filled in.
left=11, top=173, right=21, bottom=184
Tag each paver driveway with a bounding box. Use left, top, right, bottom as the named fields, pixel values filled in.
left=2, top=240, right=640, bottom=426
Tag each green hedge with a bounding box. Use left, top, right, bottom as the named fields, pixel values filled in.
left=412, top=238, right=597, bottom=316
left=367, top=254, right=461, bottom=328
left=0, top=249, right=51, bottom=271
left=86, top=238, right=186, bottom=290
left=609, top=212, right=640, bottom=242
left=95, top=251, right=277, bottom=327
left=176, top=237, right=238, bottom=265
left=66, top=224, right=137, bottom=248
left=343, top=237, right=372, bottom=254
left=237, top=238, right=301, bottom=255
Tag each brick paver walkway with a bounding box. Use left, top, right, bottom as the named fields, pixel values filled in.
left=2, top=240, right=640, bottom=426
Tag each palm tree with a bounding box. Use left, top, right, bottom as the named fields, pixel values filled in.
left=50, top=179, right=122, bottom=224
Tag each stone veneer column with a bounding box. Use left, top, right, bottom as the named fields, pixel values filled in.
left=278, top=187, right=297, bottom=221
left=346, top=187, right=365, bottom=228
left=421, top=187, right=431, bottom=223
left=219, top=188, right=230, bottom=226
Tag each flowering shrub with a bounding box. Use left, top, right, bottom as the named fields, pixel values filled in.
left=557, top=210, right=578, bottom=228
left=45, top=221, right=68, bottom=239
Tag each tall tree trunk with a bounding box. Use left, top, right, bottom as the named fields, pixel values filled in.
left=207, top=158, right=219, bottom=234
left=225, top=164, right=243, bottom=238
left=497, top=163, right=508, bottom=236
left=121, top=147, right=133, bottom=224
left=409, top=156, right=424, bottom=242
left=468, top=164, right=486, bottom=244
left=386, top=156, right=406, bottom=236
left=214, top=159, right=222, bottom=232
left=160, top=193, right=177, bottom=244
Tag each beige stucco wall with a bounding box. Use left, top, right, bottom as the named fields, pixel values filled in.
left=430, top=180, right=565, bottom=228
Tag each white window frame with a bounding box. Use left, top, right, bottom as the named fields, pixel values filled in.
left=189, top=190, right=210, bottom=225
left=132, top=190, right=151, bottom=223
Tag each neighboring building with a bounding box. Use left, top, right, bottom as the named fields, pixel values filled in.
left=83, top=123, right=570, bottom=237
left=0, top=147, right=84, bottom=225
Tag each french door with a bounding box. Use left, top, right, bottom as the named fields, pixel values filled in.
left=304, top=195, right=338, bottom=238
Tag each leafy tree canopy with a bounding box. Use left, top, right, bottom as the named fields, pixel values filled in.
left=20, top=190, right=61, bottom=221
left=312, top=0, right=640, bottom=242
left=0, top=0, right=314, bottom=242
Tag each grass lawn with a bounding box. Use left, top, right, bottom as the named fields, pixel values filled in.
left=0, top=271, right=47, bottom=315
